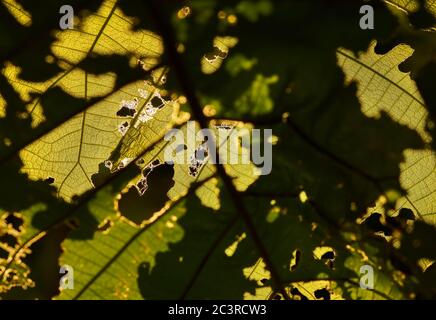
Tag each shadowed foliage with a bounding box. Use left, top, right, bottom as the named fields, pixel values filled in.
left=0, top=0, right=435, bottom=300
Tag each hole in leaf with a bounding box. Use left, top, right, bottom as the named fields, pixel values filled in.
left=118, top=163, right=175, bottom=225
left=314, top=288, right=331, bottom=300
left=97, top=219, right=113, bottom=233
left=44, top=177, right=55, bottom=184
left=290, top=287, right=308, bottom=300
left=5, top=213, right=23, bottom=231
left=0, top=247, right=10, bottom=259
left=321, top=251, right=335, bottom=260
left=0, top=234, right=18, bottom=247
left=272, top=293, right=282, bottom=300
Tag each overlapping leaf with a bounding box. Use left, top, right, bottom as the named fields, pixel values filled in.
left=0, top=0, right=435, bottom=300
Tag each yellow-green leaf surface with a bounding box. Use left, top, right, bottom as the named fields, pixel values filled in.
left=386, top=0, right=436, bottom=16
left=1, top=0, right=435, bottom=301
left=55, top=121, right=258, bottom=298
left=337, top=43, right=436, bottom=224
left=57, top=198, right=187, bottom=300
left=1, top=0, right=259, bottom=298
left=15, top=0, right=164, bottom=200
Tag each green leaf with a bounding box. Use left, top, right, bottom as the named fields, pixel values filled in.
left=338, top=42, right=435, bottom=224
left=1, top=0, right=435, bottom=301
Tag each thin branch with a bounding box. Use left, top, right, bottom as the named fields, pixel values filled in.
left=147, top=0, right=290, bottom=299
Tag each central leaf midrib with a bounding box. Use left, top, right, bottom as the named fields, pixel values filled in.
left=49, top=1, right=119, bottom=194
left=336, top=48, right=424, bottom=107
left=29, top=1, right=118, bottom=115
